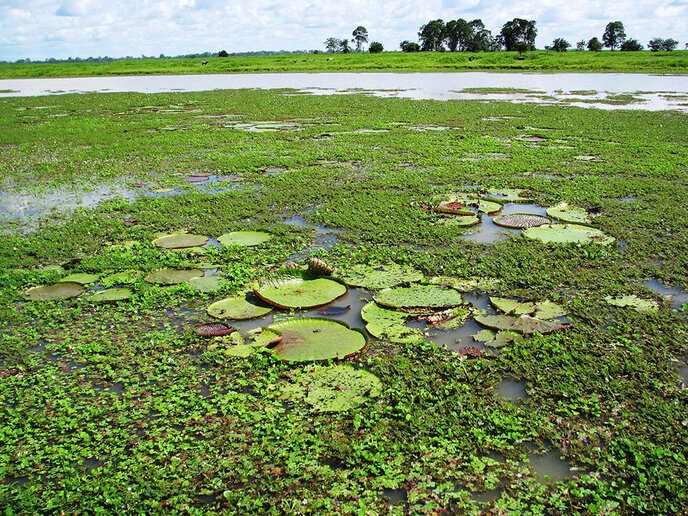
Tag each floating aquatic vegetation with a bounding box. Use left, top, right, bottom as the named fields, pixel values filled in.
left=420, top=305, right=471, bottom=330
left=58, top=273, right=100, bottom=285
left=152, top=233, right=209, bottom=249
left=24, top=282, right=85, bottom=301
left=267, top=317, right=366, bottom=361
left=430, top=276, right=502, bottom=292
left=437, top=215, right=481, bottom=227
left=207, top=292, right=273, bottom=320
left=604, top=295, right=659, bottom=313
left=217, top=231, right=272, bottom=247
left=474, top=314, right=569, bottom=336
left=101, top=270, right=142, bottom=286
left=255, top=275, right=347, bottom=310
left=458, top=346, right=486, bottom=358
left=195, top=322, right=236, bottom=338
left=490, top=297, right=537, bottom=315
left=523, top=224, right=614, bottom=245
left=144, top=268, right=203, bottom=285
left=244, top=327, right=283, bottom=347
left=280, top=365, right=382, bottom=412
left=478, top=200, right=503, bottom=214
left=546, top=203, right=592, bottom=225
left=516, top=135, right=548, bottom=143
left=493, top=213, right=550, bottom=229
left=188, top=276, right=226, bottom=293
left=87, top=288, right=132, bottom=304
left=533, top=300, right=569, bottom=319
left=361, top=301, right=425, bottom=343
left=488, top=189, right=534, bottom=203
left=472, top=329, right=523, bottom=348
left=374, top=284, right=463, bottom=310
left=574, top=155, right=605, bottom=162
left=337, top=263, right=423, bottom=290
left=434, top=201, right=474, bottom=215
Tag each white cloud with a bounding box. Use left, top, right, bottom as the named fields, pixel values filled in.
left=1, top=0, right=687, bottom=61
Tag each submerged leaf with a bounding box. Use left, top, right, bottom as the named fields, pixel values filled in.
left=24, top=282, right=85, bottom=301
left=217, top=231, right=272, bottom=247
left=152, top=233, right=209, bottom=249
left=475, top=314, right=569, bottom=335
left=88, top=288, right=132, bottom=304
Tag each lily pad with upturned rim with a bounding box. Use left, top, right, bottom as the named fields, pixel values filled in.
left=207, top=293, right=273, bottom=320
left=546, top=203, right=592, bottom=225
left=493, top=214, right=550, bottom=229
left=255, top=276, right=347, bottom=310
left=374, top=284, right=463, bottom=310
left=337, top=263, right=424, bottom=291
left=523, top=224, right=614, bottom=245
left=152, top=233, right=209, bottom=249
left=267, top=317, right=367, bottom=362
left=144, top=268, right=203, bottom=285
left=87, top=288, right=133, bottom=304
left=217, top=231, right=272, bottom=247
left=24, top=282, right=85, bottom=301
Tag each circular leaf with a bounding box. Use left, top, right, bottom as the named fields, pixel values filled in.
left=268, top=317, right=367, bottom=362
left=144, top=268, right=203, bottom=285
left=522, top=224, right=615, bottom=245
left=189, top=276, right=226, bottom=293
left=58, top=273, right=100, bottom=285
left=24, top=282, right=85, bottom=301
left=338, top=263, right=424, bottom=290
left=374, top=284, right=463, bottom=310
left=546, top=203, right=592, bottom=225
left=439, top=215, right=480, bottom=227
left=88, top=288, right=132, bottom=304
left=478, top=200, right=503, bottom=214
left=152, top=233, right=209, bottom=249
left=361, top=301, right=425, bottom=343
left=207, top=293, right=273, bottom=320
left=493, top=214, right=550, bottom=229
left=218, top=231, right=272, bottom=247
left=255, top=277, right=347, bottom=310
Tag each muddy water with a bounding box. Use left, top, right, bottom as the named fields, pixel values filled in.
left=496, top=379, right=528, bottom=401
left=528, top=449, right=573, bottom=483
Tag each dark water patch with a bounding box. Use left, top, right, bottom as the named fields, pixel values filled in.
left=83, top=458, right=105, bottom=474
left=678, top=366, right=688, bottom=385
left=4, top=476, right=29, bottom=487
left=459, top=203, right=547, bottom=244
left=380, top=488, right=407, bottom=504
left=195, top=493, right=217, bottom=505
left=302, top=289, right=372, bottom=332
left=529, top=449, right=572, bottom=484
left=642, top=280, right=688, bottom=311
left=284, top=215, right=343, bottom=257
left=496, top=379, right=528, bottom=402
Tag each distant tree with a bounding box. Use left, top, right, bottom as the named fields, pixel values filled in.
left=218, top=50, right=229, bottom=57
left=369, top=41, right=383, bottom=53
left=552, top=38, right=571, bottom=52
left=576, top=40, right=586, bottom=51
left=338, top=39, right=351, bottom=53
left=620, top=38, right=643, bottom=51
left=662, top=38, right=678, bottom=51
left=603, top=21, right=626, bottom=50
left=324, top=37, right=340, bottom=53
left=418, top=19, right=446, bottom=51
left=467, top=19, right=495, bottom=52
left=648, top=37, right=664, bottom=52
left=400, top=40, right=421, bottom=52
left=500, top=18, right=537, bottom=51
left=352, top=26, right=369, bottom=52
left=444, top=19, right=473, bottom=52
left=587, top=37, right=603, bottom=51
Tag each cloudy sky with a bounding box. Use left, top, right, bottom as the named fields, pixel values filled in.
left=1, top=0, right=686, bottom=61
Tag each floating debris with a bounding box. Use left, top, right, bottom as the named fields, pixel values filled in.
left=195, top=322, right=236, bottom=338
left=308, top=257, right=334, bottom=276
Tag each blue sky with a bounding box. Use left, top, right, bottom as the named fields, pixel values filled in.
left=1, top=0, right=686, bottom=61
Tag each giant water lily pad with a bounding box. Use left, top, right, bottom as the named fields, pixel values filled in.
left=244, top=328, right=282, bottom=347
left=490, top=297, right=536, bottom=315
left=281, top=365, right=382, bottom=412
left=475, top=314, right=568, bottom=335
left=24, top=282, right=85, bottom=301
left=267, top=318, right=366, bottom=362
left=101, top=270, right=142, bottom=286
left=218, top=231, right=272, bottom=247
left=361, top=301, right=425, bottom=343
left=604, top=295, right=659, bottom=313
left=152, top=233, right=209, bottom=249
left=488, top=189, right=533, bottom=203
left=430, top=276, right=502, bottom=292
left=435, top=202, right=474, bottom=215
left=255, top=276, right=347, bottom=310
left=534, top=301, right=569, bottom=319
left=478, top=200, right=503, bottom=214
left=338, top=263, right=424, bottom=290
left=58, top=273, right=100, bottom=285
left=144, top=268, right=203, bottom=285
left=87, top=288, right=132, bottom=304
left=546, top=203, right=592, bottom=225
left=472, top=329, right=523, bottom=348
left=523, top=224, right=614, bottom=245
left=207, top=293, right=273, bottom=320
left=493, top=214, right=550, bottom=229
left=439, top=215, right=480, bottom=227
left=374, top=284, right=463, bottom=310
left=189, top=276, right=226, bottom=293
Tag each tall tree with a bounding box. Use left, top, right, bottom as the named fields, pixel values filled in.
left=576, top=40, right=586, bottom=51
left=418, top=19, right=445, bottom=51
left=552, top=38, right=571, bottom=52
left=338, top=39, right=351, bottom=53
left=352, top=26, right=369, bottom=52
left=620, top=38, right=643, bottom=51
left=662, top=38, right=678, bottom=51
left=466, top=19, right=494, bottom=52
left=499, top=18, right=537, bottom=51
left=324, top=37, right=340, bottom=53
left=603, top=21, right=626, bottom=50
left=443, top=19, right=473, bottom=52
left=587, top=37, right=603, bottom=51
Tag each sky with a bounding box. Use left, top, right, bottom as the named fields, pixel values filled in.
left=1, top=0, right=686, bottom=61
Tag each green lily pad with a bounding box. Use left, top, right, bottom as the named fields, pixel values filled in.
left=281, top=365, right=382, bottom=412
left=374, top=284, right=463, bottom=310
left=58, top=273, right=100, bottom=285
left=490, top=297, right=536, bottom=315
left=189, top=276, right=226, bottom=293
left=438, top=215, right=480, bottom=227
left=493, top=214, right=550, bottom=229
left=546, top=203, right=592, bottom=225
left=488, top=188, right=534, bottom=203
left=430, top=305, right=472, bottom=330
left=523, top=224, right=615, bottom=245
left=478, top=200, right=503, bottom=214
left=475, top=314, right=568, bottom=335
left=88, top=288, right=133, bottom=304
left=207, top=293, right=273, bottom=320
left=244, top=328, right=282, bottom=347
left=430, top=276, right=502, bottom=292
left=224, top=345, right=255, bottom=358
left=101, top=270, right=142, bottom=286
left=361, top=301, right=425, bottom=343
left=604, top=295, right=659, bottom=313
left=24, top=282, right=85, bottom=301
left=472, top=329, right=523, bottom=348
left=218, top=231, right=272, bottom=247
left=144, top=268, right=203, bottom=285
left=267, top=317, right=367, bottom=362
left=152, top=233, right=209, bottom=249
left=255, top=276, right=347, bottom=310
left=337, top=263, right=424, bottom=290
left=534, top=301, right=569, bottom=319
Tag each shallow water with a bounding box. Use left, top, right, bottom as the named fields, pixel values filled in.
left=2, top=72, right=687, bottom=111
left=529, top=449, right=572, bottom=483
left=496, top=379, right=528, bottom=401
left=459, top=202, right=548, bottom=244
left=642, top=279, right=688, bottom=311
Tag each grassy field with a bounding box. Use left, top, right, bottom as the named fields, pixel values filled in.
left=1, top=89, right=687, bottom=514
left=1, top=50, right=688, bottom=79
